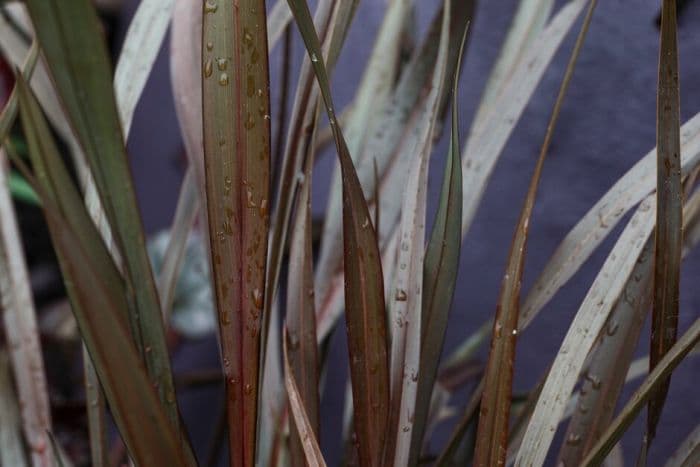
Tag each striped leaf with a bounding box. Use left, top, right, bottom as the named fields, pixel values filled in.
left=201, top=0, right=272, bottom=464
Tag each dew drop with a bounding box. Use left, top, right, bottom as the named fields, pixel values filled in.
left=206, top=41, right=213, bottom=51
left=252, top=288, right=263, bottom=309
left=217, top=58, right=228, bottom=71
left=246, top=188, right=256, bottom=207
left=244, top=112, right=255, bottom=129
left=244, top=383, right=253, bottom=395
left=243, top=30, right=254, bottom=47
left=288, top=332, right=300, bottom=350
left=584, top=372, right=602, bottom=390
left=310, top=53, right=318, bottom=63
left=606, top=321, right=619, bottom=336
left=259, top=198, right=269, bottom=218
left=204, top=1, right=217, bottom=13
left=395, top=289, right=407, bottom=302
left=219, top=72, right=229, bottom=86
left=494, top=323, right=503, bottom=338
left=566, top=433, right=581, bottom=446
left=204, top=59, right=213, bottom=78
left=247, top=75, right=255, bottom=97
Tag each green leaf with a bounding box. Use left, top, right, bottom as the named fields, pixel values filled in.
left=407, top=12, right=468, bottom=467
left=285, top=0, right=390, bottom=464
left=201, top=0, right=272, bottom=464
left=23, top=0, right=181, bottom=430
left=15, top=76, right=191, bottom=467
left=647, top=0, right=682, bottom=450
left=8, top=171, right=40, bottom=205
left=476, top=1, right=597, bottom=464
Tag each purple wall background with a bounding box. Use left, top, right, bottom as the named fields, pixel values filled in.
left=116, top=0, right=700, bottom=464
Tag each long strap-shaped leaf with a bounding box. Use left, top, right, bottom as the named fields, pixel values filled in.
left=384, top=3, right=452, bottom=463
left=265, top=0, right=353, bottom=351
left=170, top=0, right=292, bottom=200
left=556, top=238, right=653, bottom=465
left=0, top=149, right=52, bottom=467
left=23, top=0, right=180, bottom=427
left=520, top=111, right=700, bottom=331
left=286, top=153, right=320, bottom=467
left=581, top=315, right=700, bottom=466
left=157, top=167, right=200, bottom=317
left=406, top=16, right=468, bottom=467
left=170, top=0, right=206, bottom=199
left=283, top=329, right=327, bottom=467
left=556, top=188, right=700, bottom=465
left=114, top=0, right=176, bottom=138
left=460, top=0, right=588, bottom=237
left=314, top=1, right=475, bottom=343
left=665, top=423, right=700, bottom=467
left=0, top=350, right=27, bottom=467
left=647, top=0, right=682, bottom=451
left=0, top=40, right=38, bottom=142
left=470, top=0, right=554, bottom=131
left=15, top=76, right=190, bottom=467
left=515, top=194, right=656, bottom=466
left=0, top=13, right=71, bottom=146
left=285, top=1, right=390, bottom=464
left=314, top=0, right=412, bottom=315
left=474, top=2, right=596, bottom=465
left=201, top=0, right=271, bottom=464
left=83, top=346, right=108, bottom=467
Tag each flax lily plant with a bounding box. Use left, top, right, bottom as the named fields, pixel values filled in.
left=0, top=0, right=699, bottom=466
